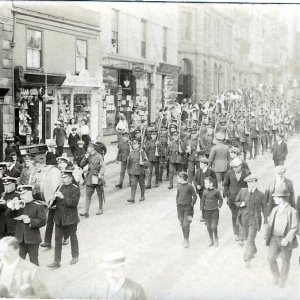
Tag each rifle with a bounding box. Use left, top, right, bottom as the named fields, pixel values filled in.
left=139, top=126, right=146, bottom=165
left=196, top=119, right=204, bottom=153
left=155, top=114, right=163, bottom=157
left=178, top=114, right=183, bottom=154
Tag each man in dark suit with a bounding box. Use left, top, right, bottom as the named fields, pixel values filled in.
left=265, top=166, right=295, bottom=216
left=115, top=132, right=131, bottom=189
left=266, top=187, right=299, bottom=288
left=272, top=133, right=288, bottom=166
left=53, top=121, right=67, bottom=156
left=5, top=185, right=47, bottom=266
left=48, top=169, right=80, bottom=269
left=68, top=127, right=80, bottom=157
left=235, top=174, right=267, bottom=268
left=89, top=251, right=147, bottom=300
left=223, top=157, right=251, bottom=239
left=4, top=155, right=22, bottom=178
left=208, top=132, right=230, bottom=189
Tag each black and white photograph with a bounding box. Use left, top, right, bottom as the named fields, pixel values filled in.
left=0, top=1, right=299, bottom=299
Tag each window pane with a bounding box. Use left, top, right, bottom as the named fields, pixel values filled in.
left=141, top=20, right=146, bottom=41
left=33, top=50, right=40, bottom=68
left=76, top=40, right=87, bottom=57
left=27, top=30, right=41, bottom=49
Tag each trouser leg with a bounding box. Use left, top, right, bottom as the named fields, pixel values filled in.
left=96, top=185, right=104, bottom=210
left=19, top=241, right=27, bottom=260
left=119, top=161, right=126, bottom=186
left=27, top=243, right=39, bottom=266
left=268, top=236, right=281, bottom=280
left=154, top=161, right=159, bottom=184
left=54, top=223, right=64, bottom=263
left=68, top=223, right=79, bottom=259
left=169, top=162, right=175, bottom=187
left=254, top=138, right=258, bottom=157
left=146, top=162, right=153, bottom=187
left=229, top=203, right=239, bottom=235
left=187, top=161, right=195, bottom=184
left=138, top=174, right=145, bottom=198
left=85, top=185, right=95, bottom=214
left=44, top=209, right=55, bottom=245
left=244, top=224, right=257, bottom=261
left=280, top=242, right=293, bottom=283
left=130, top=175, right=138, bottom=201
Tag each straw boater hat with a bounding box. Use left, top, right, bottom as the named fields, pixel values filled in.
left=272, top=186, right=290, bottom=198
left=102, top=251, right=127, bottom=269
left=244, top=174, right=259, bottom=182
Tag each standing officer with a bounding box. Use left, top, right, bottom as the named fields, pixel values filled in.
left=127, top=138, right=148, bottom=203
left=115, top=132, right=131, bottom=189
left=208, top=132, right=230, bottom=189
left=48, top=169, right=80, bottom=269
left=0, top=177, right=18, bottom=239
left=80, top=141, right=105, bottom=217
left=167, top=129, right=185, bottom=189
left=266, top=187, right=299, bottom=288
left=145, top=128, right=159, bottom=189
left=186, top=128, right=200, bottom=184
left=5, top=185, right=47, bottom=266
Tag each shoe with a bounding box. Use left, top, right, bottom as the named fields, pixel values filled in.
left=166, top=176, right=169, bottom=181
left=145, top=186, right=151, bottom=190
left=127, top=199, right=135, bottom=203
left=244, top=260, right=251, bottom=269
left=214, top=239, right=219, bottom=247
left=48, top=262, right=60, bottom=269
left=40, top=243, right=51, bottom=249
left=183, top=239, right=189, bottom=248
left=235, top=236, right=239, bottom=242
left=96, top=209, right=103, bottom=215
left=239, top=241, right=244, bottom=247
left=208, top=241, right=214, bottom=247
left=200, top=218, right=205, bottom=222
left=168, top=185, right=173, bottom=189
left=115, top=184, right=122, bottom=189
left=70, top=257, right=79, bottom=265
left=62, top=238, right=69, bottom=246
left=79, top=212, right=89, bottom=218
left=154, top=182, right=159, bottom=187
left=139, top=197, right=145, bottom=202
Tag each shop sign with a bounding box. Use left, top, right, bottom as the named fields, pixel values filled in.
left=157, top=63, right=181, bottom=75
left=62, top=70, right=102, bottom=88
left=101, top=57, right=132, bottom=70
left=132, top=63, right=145, bottom=79
left=20, top=88, right=42, bottom=97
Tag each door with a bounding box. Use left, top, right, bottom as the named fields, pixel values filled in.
left=45, top=106, right=52, bottom=140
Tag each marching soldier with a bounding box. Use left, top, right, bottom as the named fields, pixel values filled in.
left=80, top=141, right=105, bottom=217
left=115, top=132, right=131, bottom=189
left=237, top=115, right=248, bottom=161
left=249, top=113, right=258, bottom=159
left=5, top=185, right=47, bottom=266
left=167, top=126, right=185, bottom=189
left=186, top=128, right=200, bottom=183
left=158, top=126, right=169, bottom=182
left=48, top=169, right=80, bottom=269
left=127, top=138, right=148, bottom=203
left=202, top=124, right=214, bottom=159
left=145, top=129, right=159, bottom=189
left=0, top=177, right=18, bottom=239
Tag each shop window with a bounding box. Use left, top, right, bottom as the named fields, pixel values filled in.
left=76, top=40, right=87, bottom=73
left=73, top=94, right=91, bottom=126
left=111, top=9, right=119, bottom=54
left=141, top=19, right=147, bottom=58
left=26, top=29, right=42, bottom=69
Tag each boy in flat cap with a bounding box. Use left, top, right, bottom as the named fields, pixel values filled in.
left=5, top=185, right=47, bottom=266
left=235, top=174, right=267, bottom=268
left=4, top=155, right=21, bottom=178
left=272, top=133, right=288, bottom=166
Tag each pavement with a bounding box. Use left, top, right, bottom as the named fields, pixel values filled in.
left=37, top=136, right=300, bottom=300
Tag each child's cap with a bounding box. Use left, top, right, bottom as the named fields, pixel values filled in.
left=178, top=172, right=188, bottom=181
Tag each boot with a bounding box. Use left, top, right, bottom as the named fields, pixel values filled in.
left=154, top=181, right=159, bottom=187
left=168, top=172, right=174, bottom=189
left=158, top=168, right=163, bottom=182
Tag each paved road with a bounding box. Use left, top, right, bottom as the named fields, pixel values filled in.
left=38, top=137, right=300, bottom=300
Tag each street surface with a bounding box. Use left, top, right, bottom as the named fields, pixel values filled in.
left=38, top=137, right=300, bottom=300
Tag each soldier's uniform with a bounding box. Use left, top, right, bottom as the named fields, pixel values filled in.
left=237, top=117, right=248, bottom=161
left=6, top=185, right=47, bottom=266
left=202, top=125, right=214, bottom=158
left=158, top=127, right=169, bottom=182
left=186, top=129, right=200, bottom=183
left=145, top=129, right=159, bottom=188
left=181, top=129, right=189, bottom=172
left=249, top=115, right=258, bottom=159
left=115, top=132, right=131, bottom=188
left=127, top=139, right=148, bottom=203
left=168, top=131, right=185, bottom=189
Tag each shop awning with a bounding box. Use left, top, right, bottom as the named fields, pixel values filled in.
left=24, top=73, right=66, bottom=87
left=0, top=87, right=10, bottom=97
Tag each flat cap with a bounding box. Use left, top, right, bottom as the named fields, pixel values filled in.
left=275, top=165, right=286, bottom=175
left=229, top=147, right=240, bottom=154
left=244, top=174, right=258, bottom=182
left=215, top=132, right=225, bottom=141
left=230, top=157, right=243, bottom=167
left=199, top=157, right=209, bottom=164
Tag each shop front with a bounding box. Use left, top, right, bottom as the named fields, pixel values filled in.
left=101, top=56, right=154, bottom=134
left=60, top=70, right=103, bottom=141
left=14, top=66, right=63, bottom=155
